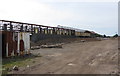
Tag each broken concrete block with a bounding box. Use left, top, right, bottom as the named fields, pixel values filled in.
left=80, top=40, right=86, bottom=42
left=41, top=44, right=62, bottom=48
left=12, top=65, right=19, bottom=71
left=31, top=46, right=40, bottom=50
left=26, top=65, right=30, bottom=68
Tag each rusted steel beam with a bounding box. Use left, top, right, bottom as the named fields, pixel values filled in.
left=0, top=20, right=73, bottom=32
left=0, top=20, right=43, bottom=26
left=0, top=20, right=57, bottom=28
left=0, top=20, right=71, bottom=30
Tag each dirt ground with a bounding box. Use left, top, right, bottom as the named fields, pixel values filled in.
left=12, top=38, right=118, bottom=74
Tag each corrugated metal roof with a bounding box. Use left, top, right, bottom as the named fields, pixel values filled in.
left=57, top=25, right=85, bottom=32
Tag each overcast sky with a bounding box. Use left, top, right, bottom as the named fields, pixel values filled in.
left=0, top=0, right=118, bottom=36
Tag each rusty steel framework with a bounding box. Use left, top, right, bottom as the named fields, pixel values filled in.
left=0, top=20, right=75, bottom=35
left=0, top=20, right=78, bottom=57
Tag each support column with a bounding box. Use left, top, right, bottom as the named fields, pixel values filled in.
left=10, top=22, right=13, bottom=31
left=31, top=25, right=33, bottom=34
left=25, top=26, right=28, bottom=32
left=20, top=24, right=23, bottom=32
left=3, top=24, right=7, bottom=31
left=46, top=27, right=48, bottom=34
left=61, top=29, right=63, bottom=35
left=39, top=26, right=42, bottom=34
left=53, top=27, right=55, bottom=35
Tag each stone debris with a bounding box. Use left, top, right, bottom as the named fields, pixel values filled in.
left=67, top=63, right=75, bottom=66
left=41, top=44, right=62, bottom=48
left=31, top=46, right=40, bottom=50
left=47, top=53, right=62, bottom=57
left=12, top=65, right=19, bottom=71
left=6, top=68, right=12, bottom=72
left=32, top=61, right=36, bottom=63
left=34, top=53, right=41, bottom=57
left=26, top=65, right=30, bottom=68
left=110, top=71, right=118, bottom=75
left=80, top=40, right=86, bottom=42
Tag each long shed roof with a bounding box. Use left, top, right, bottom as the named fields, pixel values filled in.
left=57, top=25, right=86, bottom=32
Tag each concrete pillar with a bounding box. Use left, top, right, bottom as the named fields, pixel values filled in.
left=57, top=28, right=60, bottom=35
left=71, top=30, right=75, bottom=36
left=43, top=29, right=46, bottom=34
left=68, top=29, right=70, bottom=36
left=62, top=29, right=64, bottom=35
left=67, top=29, right=69, bottom=35
left=61, top=29, right=63, bottom=35
left=69, top=30, right=71, bottom=36
left=34, top=27, right=39, bottom=33
left=50, top=29, right=53, bottom=34
left=56, top=28, right=58, bottom=35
